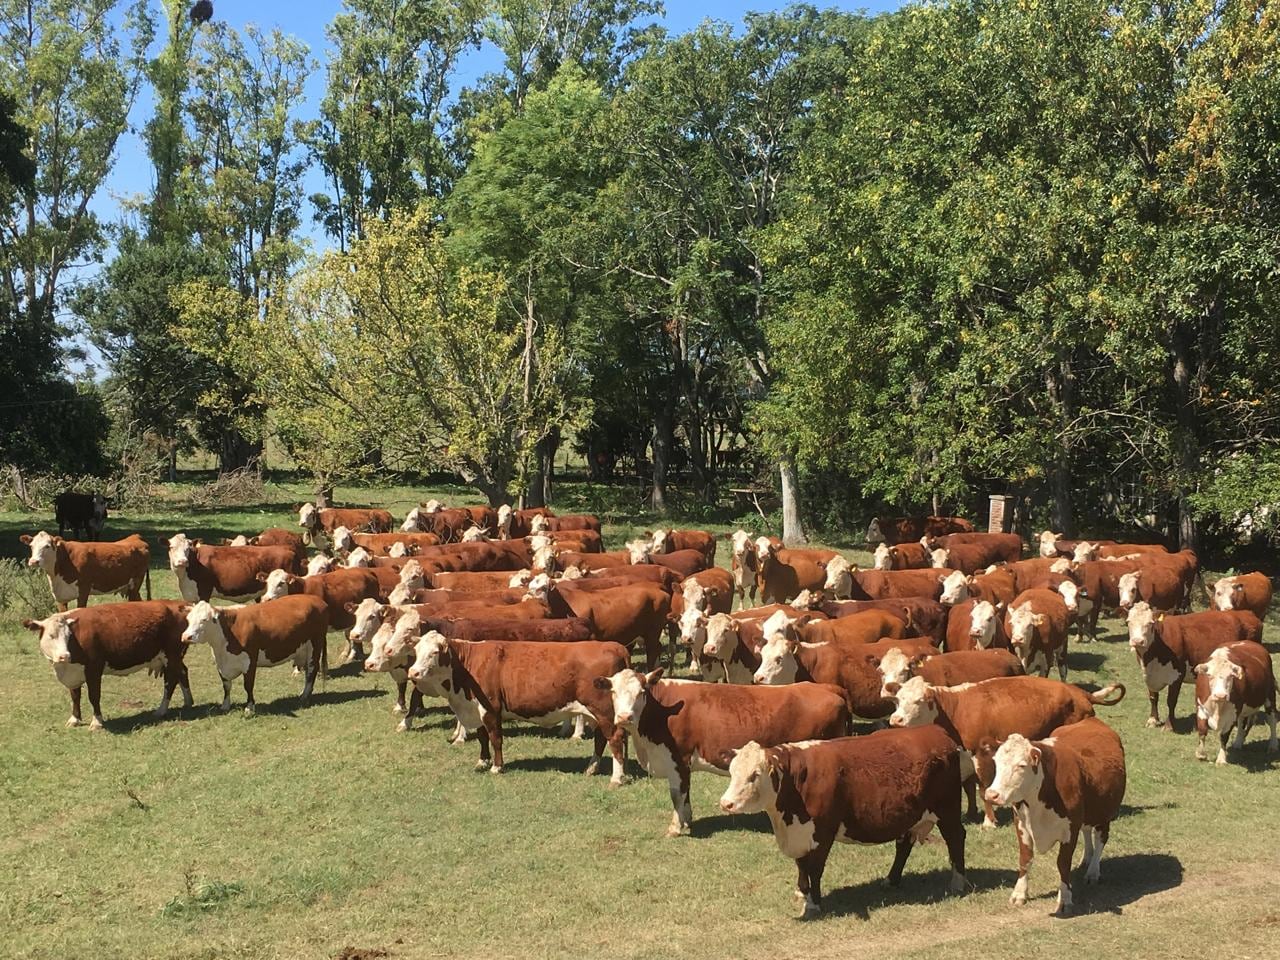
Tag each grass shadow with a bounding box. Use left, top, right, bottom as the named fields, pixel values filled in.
left=502, top=755, right=600, bottom=776
left=1067, top=651, right=1106, bottom=673
left=690, top=811, right=774, bottom=838
left=818, top=867, right=1009, bottom=921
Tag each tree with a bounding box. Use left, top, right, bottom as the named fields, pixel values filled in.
left=174, top=207, right=578, bottom=504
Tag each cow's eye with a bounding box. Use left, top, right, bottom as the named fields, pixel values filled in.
left=748, top=772, right=758, bottom=783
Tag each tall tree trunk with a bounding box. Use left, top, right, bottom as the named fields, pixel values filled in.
left=167, top=444, right=178, bottom=483
left=218, top=429, right=261, bottom=474
left=1169, top=328, right=1201, bottom=552
left=1045, top=357, right=1076, bottom=537
left=314, top=481, right=333, bottom=507
left=541, top=425, right=558, bottom=506
left=650, top=406, right=673, bottom=514
left=780, top=457, right=806, bottom=545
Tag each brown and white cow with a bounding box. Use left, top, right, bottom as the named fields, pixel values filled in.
left=877, top=647, right=1024, bottom=698
left=945, top=599, right=1008, bottom=652
left=181, top=595, right=329, bottom=716
left=719, top=728, right=968, bottom=918
left=165, top=533, right=299, bottom=602
left=978, top=717, right=1125, bottom=916
left=727, top=530, right=765, bottom=609
left=1117, top=563, right=1187, bottom=613
left=495, top=504, right=554, bottom=540
left=1194, top=641, right=1278, bottom=765
left=22, top=531, right=150, bottom=611
left=818, top=597, right=948, bottom=642
left=866, top=516, right=974, bottom=545
left=526, top=574, right=671, bottom=668
left=531, top=513, right=601, bottom=535
left=928, top=535, right=1022, bottom=574
left=408, top=633, right=629, bottom=783
left=23, top=601, right=193, bottom=730
left=651, top=528, right=717, bottom=567
left=873, top=541, right=931, bottom=570
left=259, top=567, right=382, bottom=660
left=755, top=538, right=840, bottom=605
left=888, top=675, right=1125, bottom=827
left=299, top=504, right=394, bottom=548
left=1004, top=589, right=1070, bottom=680
left=853, top=568, right=969, bottom=606
left=1126, top=602, right=1263, bottom=730
left=1213, top=572, right=1273, bottom=621
left=593, top=668, right=849, bottom=835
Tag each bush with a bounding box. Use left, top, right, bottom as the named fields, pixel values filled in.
left=0, top=559, right=56, bottom=622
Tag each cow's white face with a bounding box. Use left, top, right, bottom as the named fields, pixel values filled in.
left=930, top=548, right=950, bottom=569
left=720, top=741, right=775, bottom=814
left=398, top=559, right=424, bottom=587
left=1057, top=580, right=1080, bottom=615
left=1072, top=542, right=1098, bottom=563
left=761, top=610, right=795, bottom=647
left=824, top=555, right=852, bottom=595
left=528, top=534, right=553, bottom=554
left=754, top=635, right=798, bottom=685
left=25, top=531, right=58, bottom=571
left=1213, top=578, right=1237, bottom=611
left=525, top=572, right=551, bottom=601
left=26, top=614, right=74, bottom=663
left=1196, top=648, right=1243, bottom=729
left=260, top=568, right=292, bottom=600
left=407, top=630, right=450, bottom=683
left=878, top=647, right=915, bottom=699
left=731, top=530, right=752, bottom=561
left=348, top=597, right=387, bottom=644
left=702, top=613, right=738, bottom=660
left=331, top=526, right=355, bottom=555
left=363, top=621, right=400, bottom=673
left=1007, top=602, right=1046, bottom=650
left=682, top=577, right=707, bottom=609
left=678, top=607, right=706, bottom=649
left=874, top=543, right=892, bottom=570
left=888, top=676, right=937, bottom=727
left=306, top=554, right=335, bottom=577
left=1050, top=558, right=1073, bottom=575
left=1126, top=602, right=1157, bottom=654
left=939, top=571, right=969, bottom=605
left=1038, top=531, right=1061, bottom=558
left=388, top=582, right=416, bottom=605
left=1118, top=571, right=1141, bottom=609
left=181, top=601, right=221, bottom=645
left=365, top=611, right=420, bottom=672
left=594, top=668, right=661, bottom=727
left=754, top=536, right=774, bottom=565
left=423, top=500, right=443, bottom=514
left=651, top=529, right=670, bottom=552
left=401, top=508, right=423, bottom=532
left=507, top=569, right=533, bottom=589
left=496, top=504, right=513, bottom=536
left=531, top=543, right=557, bottom=572
left=558, top=564, right=583, bottom=581
left=298, top=504, right=318, bottom=529
left=530, top=513, right=550, bottom=534
left=346, top=547, right=372, bottom=568
left=625, top=539, right=653, bottom=564
left=166, top=533, right=196, bottom=571
left=984, top=735, right=1042, bottom=807
left=792, top=588, right=820, bottom=609
left=970, top=600, right=999, bottom=648
left=461, top=526, right=488, bottom=543
left=388, top=541, right=413, bottom=559
left=228, top=534, right=250, bottom=547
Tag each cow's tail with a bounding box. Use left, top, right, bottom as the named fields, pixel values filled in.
left=144, top=565, right=152, bottom=601
left=1089, top=682, right=1126, bottom=706
left=319, top=633, right=329, bottom=685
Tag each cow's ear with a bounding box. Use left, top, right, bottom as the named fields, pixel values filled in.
left=718, top=748, right=737, bottom=766
left=19, top=534, right=31, bottom=544
left=255, top=572, right=268, bottom=582
left=909, top=655, right=928, bottom=670
left=1193, top=662, right=1210, bottom=675
left=592, top=676, right=612, bottom=691
left=1031, top=613, right=1047, bottom=626
left=1230, top=663, right=1245, bottom=680
left=864, top=653, right=880, bottom=666
left=176, top=603, right=192, bottom=617
left=192, top=538, right=203, bottom=546
left=975, top=737, right=998, bottom=759
left=883, top=680, right=901, bottom=697
left=1028, top=746, right=1042, bottom=771
left=643, top=667, right=664, bottom=686
left=1157, top=613, right=1166, bottom=622
left=21, top=618, right=42, bottom=632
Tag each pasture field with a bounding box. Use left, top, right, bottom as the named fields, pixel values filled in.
left=2, top=482, right=1279, bottom=960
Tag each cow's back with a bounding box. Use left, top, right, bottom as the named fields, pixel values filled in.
left=66, top=600, right=187, bottom=668
left=939, top=676, right=1096, bottom=749
left=62, top=535, right=149, bottom=589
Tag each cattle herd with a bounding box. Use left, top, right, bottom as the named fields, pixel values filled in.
left=16, top=504, right=1279, bottom=920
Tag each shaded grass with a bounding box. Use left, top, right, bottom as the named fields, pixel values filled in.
left=1, top=488, right=1277, bottom=959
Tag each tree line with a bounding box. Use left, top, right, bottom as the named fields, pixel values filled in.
left=0, top=0, right=1277, bottom=552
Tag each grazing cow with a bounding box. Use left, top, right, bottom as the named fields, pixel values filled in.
left=719, top=728, right=968, bottom=918
left=888, top=675, right=1125, bottom=827
left=877, top=647, right=1024, bottom=698
left=54, top=491, right=108, bottom=540
left=22, top=601, right=193, bottom=730
left=978, top=717, right=1126, bottom=916
left=755, top=633, right=940, bottom=721
left=1194, top=642, right=1279, bottom=765
left=945, top=599, right=1008, bottom=652
left=298, top=504, right=394, bottom=539
left=593, top=668, right=849, bottom=835
left=408, top=633, right=629, bottom=782
left=22, top=532, right=150, bottom=612
left=853, top=568, right=969, bottom=606
left=1126, top=602, right=1263, bottom=729
left=1004, top=589, right=1070, bottom=679
left=867, top=516, right=974, bottom=545
left=526, top=575, right=671, bottom=668
left=164, top=534, right=299, bottom=602
left=181, top=595, right=329, bottom=716
left=755, top=539, right=841, bottom=605
left=1213, top=572, right=1273, bottom=620
left=874, top=541, right=931, bottom=571
left=651, top=528, right=717, bottom=567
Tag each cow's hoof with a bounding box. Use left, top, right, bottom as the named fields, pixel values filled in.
left=243, top=706, right=256, bottom=718
left=474, top=760, right=489, bottom=772
left=392, top=703, right=406, bottom=715
left=1010, top=893, right=1027, bottom=907
left=395, top=720, right=410, bottom=733
left=608, top=777, right=628, bottom=789
left=1054, top=904, right=1073, bottom=918
left=89, top=717, right=105, bottom=732
left=65, top=716, right=81, bottom=728
left=1084, top=870, right=1101, bottom=885
left=1161, top=722, right=1175, bottom=733
left=1145, top=717, right=1160, bottom=729
left=1215, top=753, right=1228, bottom=766
left=1195, top=747, right=1207, bottom=761
left=489, top=765, right=504, bottom=775
left=584, top=762, right=599, bottom=776
left=800, top=902, right=821, bottom=921
left=665, top=824, right=691, bottom=838
left=152, top=708, right=167, bottom=719
left=981, top=819, right=997, bottom=831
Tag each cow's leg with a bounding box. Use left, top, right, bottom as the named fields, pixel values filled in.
left=1146, top=687, right=1162, bottom=728
left=666, top=765, right=692, bottom=837
left=393, top=678, right=408, bottom=714
left=1217, top=724, right=1232, bottom=765
left=1056, top=642, right=1068, bottom=682
left=1081, top=827, right=1097, bottom=883
left=218, top=675, right=233, bottom=712
left=178, top=664, right=194, bottom=709
left=797, top=848, right=828, bottom=919
left=66, top=686, right=83, bottom=727
left=155, top=661, right=183, bottom=718
left=85, top=666, right=106, bottom=731
left=963, top=774, right=979, bottom=821
left=643, top=632, right=660, bottom=672
left=300, top=643, right=320, bottom=704
left=567, top=715, right=587, bottom=740
left=1266, top=706, right=1279, bottom=753
left=1086, top=821, right=1109, bottom=883
left=886, top=836, right=914, bottom=887
left=77, top=585, right=91, bottom=609
left=937, top=809, right=969, bottom=894
left=1055, top=830, right=1079, bottom=916
left=242, top=663, right=258, bottom=717
left=398, top=688, right=423, bottom=733
left=606, top=727, right=627, bottom=787
left=1163, top=678, right=1182, bottom=732
left=1011, top=817, right=1033, bottom=906
left=586, top=725, right=606, bottom=776
left=486, top=715, right=504, bottom=774
left=474, top=722, right=492, bottom=771
left=449, top=719, right=467, bottom=744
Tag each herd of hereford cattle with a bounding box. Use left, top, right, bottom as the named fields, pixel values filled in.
left=16, top=503, right=1279, bottom=920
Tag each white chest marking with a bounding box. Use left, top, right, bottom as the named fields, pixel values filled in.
left=1014, top=799, right=1071, bottom=853
left=1144, top=656, right=1182, bottom=693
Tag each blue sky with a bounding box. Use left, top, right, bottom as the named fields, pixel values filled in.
left=97, top=0, right=901, bottom=251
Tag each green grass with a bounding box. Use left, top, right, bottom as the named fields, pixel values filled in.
left=1, top=483, right=1278, bottom=960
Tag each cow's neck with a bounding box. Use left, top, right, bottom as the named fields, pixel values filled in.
left=930, top=692, right=966, bottom=744
left=173, top=564, right=201, bottom=602
left=53, top=544, right=79, bottom=585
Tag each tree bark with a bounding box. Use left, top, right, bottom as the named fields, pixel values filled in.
left=314, top=482, right=333, bottom=508
left=218, top=429, right=262, bottom=474
left=1044, top=357, right=1076, bottom=538
left=780, top=457, right=807, bottom=545
left=1169, top=330, right=1202, bottom=552
left=649, top=406, right=673, bottom=514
